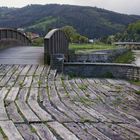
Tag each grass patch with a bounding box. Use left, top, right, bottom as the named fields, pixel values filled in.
left=30, top=126, right=37, bottom=133
left=68, top=73, right=78, bottom=79
left=72, top=96, right=94, bottom=106
left=113, top=51, right=135, bottom=63
left=79, top=84, right=88, bottom=91
left=103, top=72, right=114, bottom=78
left=27, top=16, right=58, bottom=31
left=69, top=43, right=116, bottom=53
left=38, top=80, right=42, bottom=87
left=126, top=80, right=140, bottom=95
left=135, top=91, right=140, bottom=95
left=129, top=80, right=140, bottom=86
left=0, top=127, right=8, bottom=140
left=112, top=97, right=122, bottom=107
left=72, top=96, right=102, bottom=106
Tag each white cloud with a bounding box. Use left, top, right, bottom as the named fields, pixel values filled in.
left=0, top=0, right=140, bottom=15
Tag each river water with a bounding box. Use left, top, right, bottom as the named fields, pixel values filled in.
left=132, top=50, right=140, bottom=66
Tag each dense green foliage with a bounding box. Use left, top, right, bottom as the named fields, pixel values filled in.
left=0, top=4, right=140, bottom=38
left=114, top=20, right=140, bottom=42
left=130, top=80, right=140, bottom=86
left=26, top=17, right=58, bottom=35
left=62, top=26, right=88, bottom=43
left=113, top=51, right=135, bottom=63
left=103, top=20, right=140, bottom=43
left=32, top=37, right=44, bottom=46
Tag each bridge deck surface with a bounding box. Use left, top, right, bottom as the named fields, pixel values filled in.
left=0, top=64, right=140, bottom=140
left=0, top=47, right=44, bottom=64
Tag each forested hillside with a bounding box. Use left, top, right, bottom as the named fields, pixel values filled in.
left=0, top=4, right=140, bottom=38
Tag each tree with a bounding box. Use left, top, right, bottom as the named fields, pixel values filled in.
left=61, top=26, right=88, bottom=43
left=61, top=26, right=77, bottom=42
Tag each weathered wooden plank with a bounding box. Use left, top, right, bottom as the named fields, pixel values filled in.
left=0, top=87, right=9, bottom=100
left=28, top=100, right=52, bottom=121
left=63, top=79, right=108, bottom=122
left=0, top=87, right=8, bottom=120
left=22, top=76, right=33, bottom=88
left=32, top=123, right=57, bottom=140
left=5, top=87, right=19, bottom=103
left=85, top=79, right=140, bottom=124
left=17, top=88, right=29, bottom=101
left=43, top=100, right=72, bottom=122
left=64, top=122, right=97, bottom=140
left=106, top=79, right=120, bottom=85
left=41, top=66, right=50, bottom=76
left=81, top=123, right=112, bottom=140
left=0, top=65, right=12, bottom=76
left=78, top=103, right=109, bottom=122
left=0, top=133, right=4, bottom=140
left=0, top=120, right=24, bottom=140
left=48, top=121, right=79, bottom=140
left=48, top=70, right=57, bottom=81
left=49, top=80, right=79, bottom=123
left=92, top=122, right=140, bottom=140
left=6, top=102, right=24, bottom=123
left=14, top=65, right=25, bottom=76
left=39, top=76, right=47, bottom=87
left=19, top=65, right=31, bottom=75
left=0, top=76, right=3, bottom=83
left=87, top=79, right=110, bottom=97
left=31, top=76, right=40, bottom=88
left=6, top=75, right=19, bottom=87
left=119, top=124, right=140, bottom=136
left=16, top=100, right=40, bottom=122
left=49, top=85, right=80, bottom=122
left=16, top=124, right=40, bottom=140
left=28, top=88, right=52, bottom=121
left=69, top=79, right=86, bottom=97
left=14, top=76, right=26, bottom=87
left=6, top=65, right=19, bottom=76
left=28, top=88, right=38, bottom=101
left=6, top=66, right=25, bottom=87
left=26, top=65, right=38, bottom=76
left=82, top=79, right=106, bottom=100
left=34, top=65, right=44, bottom=76
left=0, top=101, right=8, bottom=120
left=0, top=76, right=11, bottom=87
left=55, top=80, right=98, bottom=122
left=39, top=88, right=72, bottom=122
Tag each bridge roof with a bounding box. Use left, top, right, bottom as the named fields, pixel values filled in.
left=44, top=29, right=59, bottom=39
left=114, top=42, right=140, bottom=45
left=0, top=28, right=17, bottom=30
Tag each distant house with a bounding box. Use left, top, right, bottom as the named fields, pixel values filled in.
left=89, top=39, right=94, bottom=43
left=89, top=39, right=99, bottom=43
left=26, top=32, right=40, bottom=40
left=17, top=28, right=24, bottom=32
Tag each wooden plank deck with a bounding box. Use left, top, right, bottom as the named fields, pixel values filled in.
left=0, top=64, right=139, bottom=140
left=0, top=47, right=44, bottom=64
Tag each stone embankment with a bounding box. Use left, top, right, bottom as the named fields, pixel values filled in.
left=69, top=48, right=128, bottom=63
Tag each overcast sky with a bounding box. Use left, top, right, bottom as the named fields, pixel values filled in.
left=0, top=0, right=140, bottom=15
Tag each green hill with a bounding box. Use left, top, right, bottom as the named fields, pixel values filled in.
left=0, top=4, right=140, bottom=38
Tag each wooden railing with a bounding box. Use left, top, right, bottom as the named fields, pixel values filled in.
left=44, top=29, right=69, bottom=64
left=0, top=28, right=31, bottom=46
